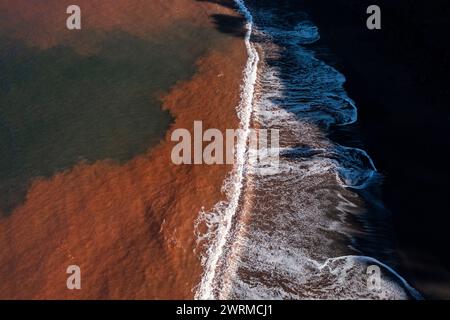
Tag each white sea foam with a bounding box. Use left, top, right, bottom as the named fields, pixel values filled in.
left=195, top=0, right=421, bottom=300
left=194, top=0, right=259, bottom=300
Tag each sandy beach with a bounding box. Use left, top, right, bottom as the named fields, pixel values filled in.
left=0, top=0, right=247, bottom=299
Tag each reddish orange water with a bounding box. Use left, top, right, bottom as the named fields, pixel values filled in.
left=0, top=0, right=246, bottom=299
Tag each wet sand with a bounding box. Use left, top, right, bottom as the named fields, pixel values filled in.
left=0, top=0, right=247, bottom=299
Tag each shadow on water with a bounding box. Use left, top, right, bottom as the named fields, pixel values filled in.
left=196, top=0, right=246, bottom=38
left=0, top=22, right=224, bottom=216
left=196, top=0, right=239, bottom=11
left=208, top=14, right=246, bottom=38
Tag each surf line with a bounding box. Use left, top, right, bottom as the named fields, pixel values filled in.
left=312, top=255, right=423, bottom=300
left=195, top=0, right=259, bottom=300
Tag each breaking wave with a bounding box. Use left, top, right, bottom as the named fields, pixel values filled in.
left=194, top=0, right=259, bottom=300
left=195, top=0, right=421, bottom=300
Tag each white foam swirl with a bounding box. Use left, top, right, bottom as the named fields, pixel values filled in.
left=195, top=0, right=421, bottom=300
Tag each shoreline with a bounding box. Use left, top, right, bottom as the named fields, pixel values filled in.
left=195, top=0, right=259, bottom=299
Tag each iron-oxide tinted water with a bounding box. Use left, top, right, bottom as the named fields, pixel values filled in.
left=0, top=22, right=225, bottom=215
left=196, top=0, right=422, bottom=300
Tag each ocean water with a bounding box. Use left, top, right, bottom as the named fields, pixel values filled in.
left=0, top=21, right=225, bottom=215
left=196, top=0, right=422, bottom=299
